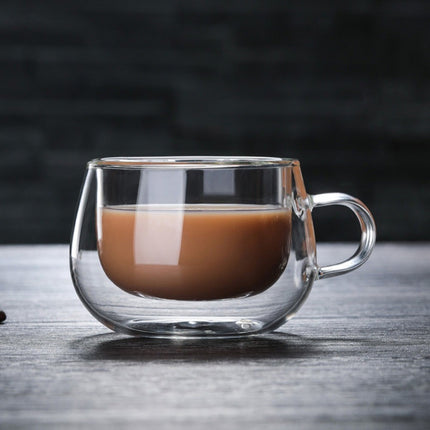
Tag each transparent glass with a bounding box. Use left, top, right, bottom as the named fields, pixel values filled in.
left=70, top=156, right=376, bottom=338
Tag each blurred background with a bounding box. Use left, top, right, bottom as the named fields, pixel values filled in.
left=0, top=0, right=428, bottom=243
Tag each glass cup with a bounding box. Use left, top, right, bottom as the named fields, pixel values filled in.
left=70, top=157, right=376, bottom=338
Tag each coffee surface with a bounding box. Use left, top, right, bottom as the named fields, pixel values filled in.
left=97, top=205, right=291, bottom=300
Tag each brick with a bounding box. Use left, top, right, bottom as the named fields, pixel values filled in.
left=0, top=0, right=428, bottom=242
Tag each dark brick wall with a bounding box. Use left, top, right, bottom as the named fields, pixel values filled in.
left=0, top=0, right=429, bottom=243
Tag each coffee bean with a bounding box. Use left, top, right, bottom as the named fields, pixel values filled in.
left=0, top=310, right=6, bottom=323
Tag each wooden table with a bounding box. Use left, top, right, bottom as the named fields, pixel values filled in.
left=0, top=244, right=429, bottom=429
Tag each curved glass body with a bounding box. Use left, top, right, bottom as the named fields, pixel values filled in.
left=70, top=157, right=375, bottom=338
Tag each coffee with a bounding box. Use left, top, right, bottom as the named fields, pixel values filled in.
left=97, top=204, right=291, bottom=300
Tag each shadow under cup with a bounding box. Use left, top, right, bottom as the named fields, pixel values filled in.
left=70, top=157, right=375, bottom=338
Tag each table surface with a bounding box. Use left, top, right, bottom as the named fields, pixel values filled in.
left=0, top=244, right=429, bottom=430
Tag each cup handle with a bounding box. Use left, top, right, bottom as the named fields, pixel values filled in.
left=308, top=192, right=376, bottom=279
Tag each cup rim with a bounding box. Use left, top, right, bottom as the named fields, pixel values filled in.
left=89, top=156, right=299, bottom=169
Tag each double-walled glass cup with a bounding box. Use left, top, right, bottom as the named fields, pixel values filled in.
left=70, top=157, right=376, bottom=338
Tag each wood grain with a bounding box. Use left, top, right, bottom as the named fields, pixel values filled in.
left=0, top=244, right=429, bottom=429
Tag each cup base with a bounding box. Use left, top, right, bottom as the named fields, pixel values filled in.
left=112, top=318, right=269, bottom=338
